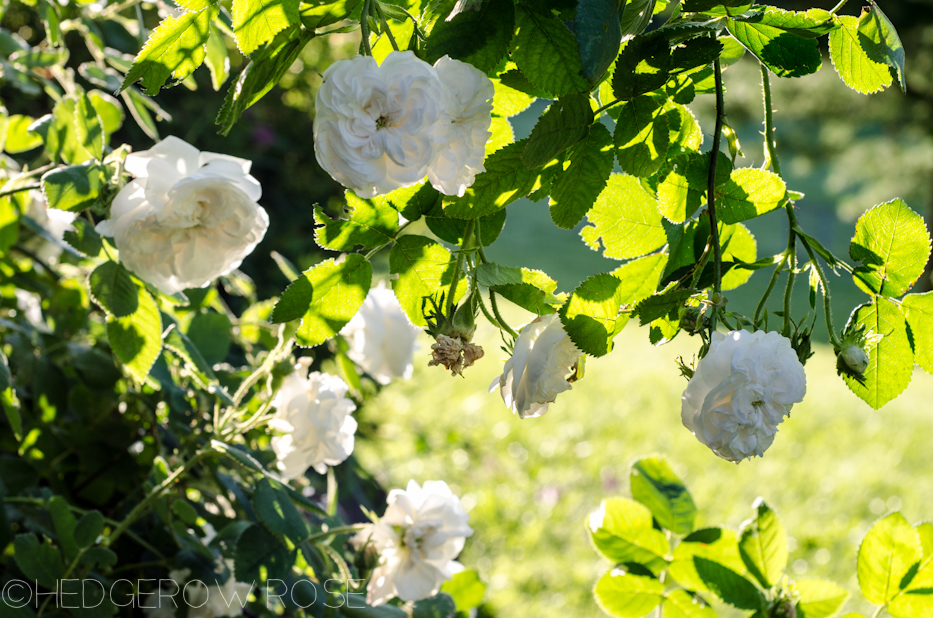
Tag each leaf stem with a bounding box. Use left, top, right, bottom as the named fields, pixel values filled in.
left=326, top=465, right=338, bottom=516
left=754, top=251, right=789, bottom=326
left=374, top=3, right=400, bottom=52
left=870, top=604, right=887, bottom=618
left=446, top=221, right=473, bottom=316
left=304, top=524, right=369, bottom=544
left=799, top=235, right=841, bottom=347
left=830, top=0, right=849, bottom=14
left=0, top=183, right=41, bottom=198
left=706, top=56, right=726, bottom=339
left=489, top=290, right=518, bottom=338
left=360, top=0, right=374, bottom=57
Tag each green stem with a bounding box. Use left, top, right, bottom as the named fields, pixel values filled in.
left=706, top=56, right=726, bottom=338
left=107, top=450, right=213, bottom=546
left=39, top=547, right=89, bottom=616
left=488, top=290, right=518, bottom=338
left=360, top=0, right=374, bottom=56
left=870, top=604, right=887, bottom=618
left=830, top=0, right=849, bottom=14
left=326, top=466, right=338, bottom=516
left=760, top=63, right=782, bottom=177
left=594, top=99, right=623, bottom=117
left=304, top=524, right=369, bottom=544
left=446, top=221, right=473, bottom=316
left=230, top=326, right=289, bottom=408
left=374, top=3, right=400, bottom=51
left=799, top=236, right=841, bottom=347
left=0, top=183, right=41, bottom=198
left=754, top=252, right=789, bottom=326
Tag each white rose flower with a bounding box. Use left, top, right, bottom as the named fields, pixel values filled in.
left=339, top=281, right=420, bottom=385
left=356, top=480, right=473, bottom=606
left=95, top=136, right=269, bottom=295
left=490, top=313, right=582, bottom=419
left=681, top=330, right=807, bottom=463
left=142, top=568, right=191, bottom=618
left=427, top=56, right=494, bottom=197
left=24, top=191, right=77, bottom=262
left=840, top=345, right=869, bottom=374
left=14, top=289, right=48, bottom=332
left=313, top=51, right=450, bottom=198
left=269, top=359, right=357, bottom=478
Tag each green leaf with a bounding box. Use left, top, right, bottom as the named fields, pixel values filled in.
left=440, top=570, right=486, bottom=612
left=549, top=122, right=613, bottom=229
left=74, top=93, right=104, bottom=160
left=48, top=495, right=79, bottom=561
left=694, top=557, right=763, bottom=610
left=492, top=74, right=537, bottom=117
left=232, top=0, right=299, bottom=55
left=74, top=511, right=105, bottom=548
left=720, top=223, right=757, bottom=290
left=857, top=3, right=905, bottom=92
left=163, top=323, right=222, bottom=392
left=41, top=162, right=103, bottom=212
left=121, top=4, right=220, bottom=95
left=81, top=546, right=118, bottom=569
left=512, top=3, right=589, bottom=96
left=253, top=478, right=308, bottom=545
left=185, top=311, right=232, bottom=365
left=425, top=0, right=513, bottom=74
left=612, top=34, right=672, bottom=100
left=656, top=152, right=716, bottom=223
left=669, top=528, right=747, bottom=595
left=217, top=27, right=314, bottom=135
left=614, top=95, right=670, bottom=178
left=443, top=140, right=543, bottom=219
left=5, top=115, right=43, bottom=153
left=792, top=579, right=850, bottom=618
left=581, top=174, right=666, bottom=260
left=664, top=101, right=703, bottom=154
left=829, top=15, right=892, bottom=94
left=234, top=523, right=293, bottom=581
left=726, top=15, right=821, bottom=78
left=271, top=254, right=372, bottom=347
left=737, top=7, right=836, bottom=38
left=662, top=590, right=716, bottom=618
left=107, top=286, right=163, bottom=383
left=587, top=497, right=669, bottom=573
left=13, top=534, right=64, bottom=589
left=314, top=192, right=399, bottom=251
left=475, top=263, right=524, bottom=287
left=843, top=297, right=913, bottom=409
left=738, top=498, right=787, bottom=588
left=522, top=95, right=593, bottom=169
left=850, top=199, right=931, bottom=298
left=89, top=262, right=139, bottom=318
left=63, top=217, right=103, bottom=258
left=205, top=27, right=230, bottom=90
left=490, top=268, right=562, bottom=314
left=390, top=235, right=466, bottom=327
left=716, top=168, right=787, bottom=225
left=575, top=0, right=622, bottom=82
left=889, top=590, right=933, bottom=618
left=619, top=0, right=657, bottom=41
left=299, top=0, right=361, bottom=29
left=669, top=37, right=723, bottom=74
left=858, top=512, right=921, bottom=604
left=902, top=292, right=933, bottom=374
left=593, top=570, right=664, bottom=618
left=412, top=594, right=457, bottom=618
left=630, top=454, right=696, bottom=535
left=425, top=199, right=505, bottom=245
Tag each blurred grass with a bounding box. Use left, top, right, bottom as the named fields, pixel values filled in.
left=355, top=304, right=933, bottom=617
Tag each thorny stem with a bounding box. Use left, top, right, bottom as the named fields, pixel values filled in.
left=706, top=56, right=726, bottom=340
left=474, top=228, right=519, bottom=338
left=754, top=251, right=789, bottom=325
left=446, top=220, right=473, bottom=316
left=799, top=236, right=842, bottom=347
left=489, top=290, right=518, bottom=339
left=374, top=3, right=400, bottom=51
left=360, top=0, right=374, bottom=56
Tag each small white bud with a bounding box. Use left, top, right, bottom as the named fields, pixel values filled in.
left=841, top=345, right=869, bottom=374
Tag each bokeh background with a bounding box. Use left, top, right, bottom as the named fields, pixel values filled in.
left=3, top=0, right=933, bottom=615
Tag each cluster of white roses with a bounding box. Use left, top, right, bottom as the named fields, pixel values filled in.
left=314, top=51, right=494, bottom=198
left=354, top=480, right=473, bottom=606
left=96, top=136, right=269, bottom=295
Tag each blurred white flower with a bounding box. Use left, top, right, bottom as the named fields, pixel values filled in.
left=490, top=314, right=581, bottom=419
left=14, top=289, right=48, bottom=332
left=427, top=56, right=493, bottom=197
left=270, top=359, right=357, bottom=478
left=840, top=344, right=869, bottom=374
left=95, top=136, right=269, bottom=295
left=142, top=568, right=191, bottom=618
left=314, top=51, right=450, bottom=198
left=188, top=579, right=252, bottom=618
left=340, top=281, right=420, bottom=385
left=355, top=480, right=472, bottom=605
left=681, top=330, right=807, bottom=462
left=23, top=191, right=76, bottom=262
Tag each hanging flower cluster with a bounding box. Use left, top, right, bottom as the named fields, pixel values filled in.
left=269, top=358, right=358, bottom=479
left=491, top=314, right=582, bottom=419
left=340, top=282, right=421, bottom=385
left=681, top=330, right=807, bottom=462
left=354, top=480, right=473, bottom=606
left=96, top=136, right=269, bottom=295
left=313, top=51, right=493, bottom=198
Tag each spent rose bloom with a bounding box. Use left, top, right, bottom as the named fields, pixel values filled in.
left=490, top=313, right=582, bottom=419
left=314, top=51, right=450, bottom=198
left=24, top=191, right=76, bottom=262
left=95, top=136, right=269, bottom=295
left=427, top=56, right=494, bottom=197
left=354, top=480, right=473, bottom=605
left=681, top=330, right=807, bottom=462
left=269, top=359, right=357, bottom=478
left=339, top=281, right=420, bottom=385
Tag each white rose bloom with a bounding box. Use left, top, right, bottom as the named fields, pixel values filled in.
left=681, top=330, right=807, bottom=463
left=95, top=136, right=269, bottom=295
left=24, top=191, right=77, bottom=262
left=339, top=281, right=420, bottom=385
left=269, top=359, right=357, bottom=478
left=490, top=313, right=582, bottom=419
left=427, top=56, right=493, bottom=197
left=142, top=568, right=191, bottom=618
left=14, top=289, right=48, bottom=332
left=313, top=51, right=450, bottom=198
left=356, top=480, right=473, bottom=606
